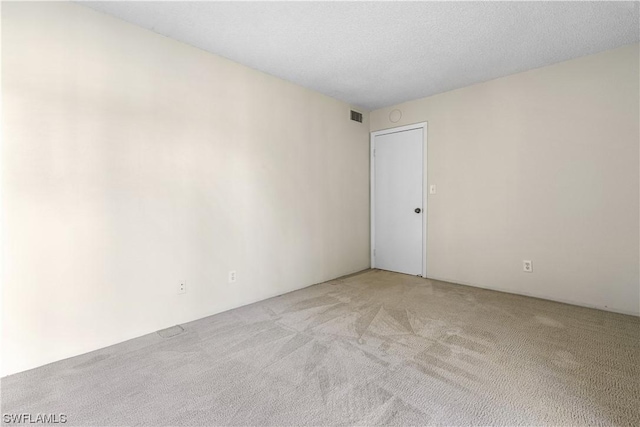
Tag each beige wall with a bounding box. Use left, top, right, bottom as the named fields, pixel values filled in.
left=372, top=44, right=640, bottom=316
left=1, top=2, right=370, bottom=376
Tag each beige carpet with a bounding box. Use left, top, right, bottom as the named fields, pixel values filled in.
left=2, top=269, right=639, bottom=426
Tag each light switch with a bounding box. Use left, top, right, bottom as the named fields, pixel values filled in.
left=429, top=184, right=436, bottom=195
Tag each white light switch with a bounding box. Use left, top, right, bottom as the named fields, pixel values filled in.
left=429, top=184, right=436, bottom=195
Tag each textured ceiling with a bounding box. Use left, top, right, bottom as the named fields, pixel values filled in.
left=80, top=1, right=639, bottom=110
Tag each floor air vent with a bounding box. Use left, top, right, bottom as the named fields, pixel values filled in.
left=157, top=325, right=184, bottom=338
left=350, top=110, right=363, bottom=123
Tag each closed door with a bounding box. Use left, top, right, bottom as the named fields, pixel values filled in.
left=373, top=127, right=424, bottom=276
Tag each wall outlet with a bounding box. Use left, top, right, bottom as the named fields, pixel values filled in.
left=228, top=270, right=237, bottom=283
left=523, top=260, right=533, bottom=273
left=178, top=281, right=187, bottom=294
left=429, top=184, right=437, bottom=194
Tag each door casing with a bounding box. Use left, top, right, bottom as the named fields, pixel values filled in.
left=370, top=122, right=428, bottom=278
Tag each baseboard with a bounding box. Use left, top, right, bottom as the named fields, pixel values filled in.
left=2, top=266, right=373, bottom=377
left=425, top=274, right=640, bottom=317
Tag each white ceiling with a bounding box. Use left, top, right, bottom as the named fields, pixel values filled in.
left=81, top=1, right=639, bottom=110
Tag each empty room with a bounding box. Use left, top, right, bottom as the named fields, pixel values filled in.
left=1, top=1, right=639, bottom=426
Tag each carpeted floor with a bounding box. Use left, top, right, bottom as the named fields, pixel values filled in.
left=2, top=269, right=639, bottom=426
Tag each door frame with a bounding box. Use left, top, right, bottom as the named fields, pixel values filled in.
left=370, top=122, right=428, bottom=278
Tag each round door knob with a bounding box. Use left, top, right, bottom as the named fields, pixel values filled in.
left=415, top=208, right=421, bottom=213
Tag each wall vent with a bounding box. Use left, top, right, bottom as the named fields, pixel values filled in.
left=350, top=110, right=363, bottom=123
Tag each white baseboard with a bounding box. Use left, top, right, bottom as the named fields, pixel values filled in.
left=425, top=275, right=640, bottom=317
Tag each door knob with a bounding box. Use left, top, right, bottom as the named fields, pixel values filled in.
left=415, top=208, right=421, bottom=213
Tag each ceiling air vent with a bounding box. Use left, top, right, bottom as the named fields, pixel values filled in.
left=350, top=110, right=363, bottom=123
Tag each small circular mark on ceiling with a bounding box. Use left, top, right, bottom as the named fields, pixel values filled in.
left=389, top=109, right=402, bottom=123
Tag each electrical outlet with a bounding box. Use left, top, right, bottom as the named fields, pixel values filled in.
left=178, top=281, right=186, bottom=294
left=228, top=270, right=236, bottom=283
left=429, top=184, right=436, bottom=195
left=523, top=260, right=533, bottom=273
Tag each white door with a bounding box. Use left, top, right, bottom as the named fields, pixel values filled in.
left=373, top=127, right=424, bottom=276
